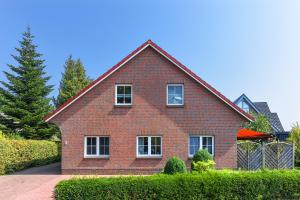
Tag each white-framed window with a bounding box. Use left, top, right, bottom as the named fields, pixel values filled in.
left=136, top=136, right=162, bottom=157
left=189, top=136, right=214, bottom=157
left=167, top=84, right=184, bottom=105
left=84, top=136, right=110, bottom=158
left=115, top=84, right=132, bottom=105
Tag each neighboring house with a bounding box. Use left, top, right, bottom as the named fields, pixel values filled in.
left=234, top=94, right=289, bottom=140
left=45, top=40, right=253, bottom=174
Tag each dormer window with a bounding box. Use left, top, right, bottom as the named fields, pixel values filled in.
left=167, top=84, right=184, bottom=106
left=115, top=84, right=132, bottom=105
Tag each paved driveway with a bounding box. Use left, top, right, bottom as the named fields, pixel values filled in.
left=0, top=163, right=71, bottom=200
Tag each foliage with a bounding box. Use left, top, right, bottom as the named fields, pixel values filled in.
left=192, top=160, right=216, bottom=172
left=53, top=56, right=91, bottom=108
left=0, top=27, right=56, bottom=139
left=163, top=156, right=187, bottom=174
left=288, top=122, right=300, bottom=166
left=243, top=112, right=272, bottom=133
left=191, top=149, right=213, bottom=170
left=55, top=170, right=300, bottom=200
left=0, top=132, right=60, bottom=175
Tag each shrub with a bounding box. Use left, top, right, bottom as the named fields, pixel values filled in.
left=192, top=160, right=216, bottom=172
left=0, top=133, right=60, bottom=174
left=191, top=149, right=213, bottom=170
left=164, top=156, right=187, bottom=174
left=55, top=170, right=300, bottom=200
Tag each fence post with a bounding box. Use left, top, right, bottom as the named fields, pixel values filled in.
left=292, top=142, right=295, bottom=169
left=277, top=140, right=279, bottom=169
left=247, top=142, right=250, bottom=170
left=262, top=142, right=265, bottom=169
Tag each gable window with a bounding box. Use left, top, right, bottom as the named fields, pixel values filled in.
left=137, top=136, right=162, bottom=157
left=167, top=84, right=184, bottom=105
left=189, top=136, right=214, bottom=157
left=238, top=101, right=250, bottom=113
left=84, top=136, right=110, bottom=158
left=115, top=84, right=132, bottom=105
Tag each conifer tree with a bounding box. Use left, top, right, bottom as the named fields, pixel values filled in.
left=0, top=27, right=55, bottom=139
left=53, top=56, right=91, bottom=107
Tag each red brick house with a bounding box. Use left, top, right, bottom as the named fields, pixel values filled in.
left=45, top=40, right=254, bottom=174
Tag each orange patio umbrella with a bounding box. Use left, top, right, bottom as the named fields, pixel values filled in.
left=237, top=129, right=271, bottom=140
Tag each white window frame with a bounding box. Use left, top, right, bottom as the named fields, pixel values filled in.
left=136, top=136, right=162, bottom=158
left=188, top=135, right=214, bottom=158
left=166, top=84, right=184, bottom=106
left=84, top=136, right=110, bottom=158
left=115, top=84, right=132, bottom=106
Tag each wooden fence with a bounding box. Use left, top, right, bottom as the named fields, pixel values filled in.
left=237, top=141, right=294, bottom=170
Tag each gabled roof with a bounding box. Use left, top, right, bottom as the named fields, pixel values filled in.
left=234, top=94, right=260, bottom=113
left=45, top=40, right=254, bottom=122
left=253, top=102, right=271, bottom=115
left=234, top=94, right=285, bottom=132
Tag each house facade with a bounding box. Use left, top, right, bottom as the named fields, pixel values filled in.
left=45, top=40, right=253, bottom=174
left=234, top=94, right=289, bottom=140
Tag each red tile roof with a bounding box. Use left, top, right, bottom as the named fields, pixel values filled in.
left=45, top=40, right=254, bottom=122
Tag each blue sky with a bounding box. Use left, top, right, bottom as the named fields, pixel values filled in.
left=0, top=1, right=299, bottom=130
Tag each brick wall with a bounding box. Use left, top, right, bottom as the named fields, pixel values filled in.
left=50, top=47, right=247, bottom=174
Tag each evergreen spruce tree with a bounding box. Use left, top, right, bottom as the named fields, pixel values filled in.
left=0, top=27, right=55, bottom=139
left=53, top=56, right=91, bottom=107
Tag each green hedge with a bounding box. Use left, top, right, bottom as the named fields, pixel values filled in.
left=0, top=135, right=60, bottom=174
left=55, top=170, right=300, bottom=200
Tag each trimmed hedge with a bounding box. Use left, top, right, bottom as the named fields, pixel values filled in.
left=55, top=170, right=300, bottom=200
left=0, top=135, right=60, bottom=174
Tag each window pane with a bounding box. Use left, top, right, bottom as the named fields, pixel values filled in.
left=150, top=137, right=161, bottom=155
left=105, top=137, right=109, bottom=145
left=138, top=146, right=148, bottom=155
left=99, top=137, right=109, bottom=156
left=175, top=86, right=182, bottom=94
left=138, top=137, right=148, bottom=155
left=168, top=86, right=175, bottom=94
left=99, top=137, right=105, bottom=145
left=87, top=147, right=91, bottom=155
left=202, top=137, right=213, bottom=155
left=124, top=86, right=131, bottom=94
left=99, top=146, right=105, bottom=155
left=117, top=97, right=125, bottom=104
left=189, top=137, right=200, bottom=155
left=117, top=86, right=124, bottom=94
left=105, top=146, right=109, bottom=155
left=151, top=145, right=161, bottom=155
left=87, top=138, right=91, bottom=145
left=91, top=146, right=97, bottom=154
left=125, top=97, right=131, bottom=104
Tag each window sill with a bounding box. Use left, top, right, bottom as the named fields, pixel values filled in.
left=136, top=156, right=162, bottom=159
left=114, top=104, right=132, bottom=108
left=84, top=156, right=110, bottom=159
left=166, top=104, right=184, bottom=108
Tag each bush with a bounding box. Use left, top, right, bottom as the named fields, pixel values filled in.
left=191, top=149, right=213, bottom=170
left=55, top=170, right=300, bottom=200
left=164, top=156, right=187, bottom=174
left=192, top=160, right=215, bottom=172
left=0, top=133, right=60, bottom=174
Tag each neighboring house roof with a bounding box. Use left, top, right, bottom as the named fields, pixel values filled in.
left=234, top=93, right=260, bottom=113
left=45, top=40, right=254, bottom=122
left=234, top=94, right=285, bottom=132
left=253, top=102, right=271, bottom=115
